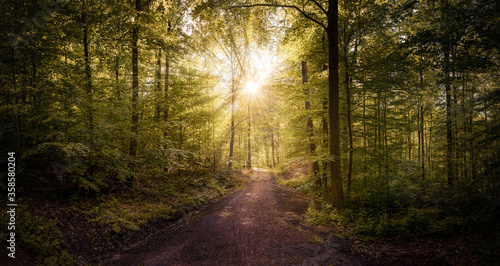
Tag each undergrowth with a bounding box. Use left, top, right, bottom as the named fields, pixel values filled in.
left=278, top=172, right=500, bottom=264
left=0, top=204, right=74, bottom=265
left=72, top=170, right=247, bottom=235
left=1, top=170, right=247, bottom=264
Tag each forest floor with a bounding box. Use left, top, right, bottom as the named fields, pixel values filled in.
left=1, top=168, right=481, bottom=265
left=104, top=169, right=455, bottom=265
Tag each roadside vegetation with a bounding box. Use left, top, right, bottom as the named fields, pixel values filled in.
left=0, top=170, right=247, bottom=265
left=277, top=168, right=499, bottom=265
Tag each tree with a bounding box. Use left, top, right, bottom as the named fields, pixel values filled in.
left=231, top=0, right=344, bottom=208
left=130, top=0, right=140, bottom=159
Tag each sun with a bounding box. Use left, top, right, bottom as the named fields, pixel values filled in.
left=245, top=81, right=259, bottom=94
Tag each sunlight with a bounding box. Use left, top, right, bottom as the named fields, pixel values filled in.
left=251, top=50, right=276, bottom=81
left=245, top=81, right=259, bottom=94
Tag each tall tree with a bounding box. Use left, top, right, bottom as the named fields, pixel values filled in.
left=232, top=0, right=344, bottom=208
left=130, top=0, right=141, bottom=158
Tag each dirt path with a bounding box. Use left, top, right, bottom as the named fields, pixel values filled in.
left=106, top=168, right=359, bottom=265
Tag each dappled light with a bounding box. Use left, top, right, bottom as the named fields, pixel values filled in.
left=1, top=0, right=498, bottom=264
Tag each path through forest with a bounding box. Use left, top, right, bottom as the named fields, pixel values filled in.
left=106, top=169, right=360, bottom=265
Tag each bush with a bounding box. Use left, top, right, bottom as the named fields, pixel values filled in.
left=18, top=209, right=73, bottom=265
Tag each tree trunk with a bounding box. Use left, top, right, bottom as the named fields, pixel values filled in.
left=164, top=20, right=171, bottom=132
left=327, top=0, right=343, bottom=208
left=83, top=6, right=94, bottom=175
left=363, top=90, right=367, bottom=184
left=271, top=131, right=276, bottom=168
left=345, top=56, right=353, bottom=193
left=130, top=0, right=140, bottom=159
left=247, top=101, right=251, bottom=168
left=384, top=93, right=389, bottom=198
left=408, top=110, right=412, bottom=162
left=322, top=64, right=329, bottom=191
left=302, top=61, right=319, bottom=181
left=156, top=48, right=162, bottom=121
left=444, top=47, right=453, bottom=186
left=421, top=104, right=425, bottom=179
left=228, top=71, right=235, bottom=170
left=115, top=56, right=120, bottom=98
left=12, top=49, right=23, bottom=148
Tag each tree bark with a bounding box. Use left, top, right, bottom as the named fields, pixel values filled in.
left=328, top=0, right=343, bottom=208
left=156, top=48, right=162, bottom=120
left=271, top=131, right=276, bottom=168
left=130, top=0, right=140, bottom=158
left=444, top=47, right=453, bottom=186
left=344, top=54, right=353, bottom=193
left=12, top=49, right=23, bottom=148
left=247, top=101, right=251, bottom=168
left=164, top=53, right=170, bottom=137
left=115, top=56, right=120, bottom=97
left=421, top=104, right=425, bottom=179
left=302, top=61, right=319, bottom=181
left=82, top=5, right=94, bottom=175
left=228, top=66, right=235, bottom=170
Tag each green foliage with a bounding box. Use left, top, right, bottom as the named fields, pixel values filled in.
left=306, top=201, right=466, bottom=240
left=276, top=173, right=315, bottom=193
left=17, top=210, right=73, bottom=265
left=74, top=171, right=246, bottom=236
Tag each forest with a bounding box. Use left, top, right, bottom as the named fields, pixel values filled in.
left=0, top=0, right=499, bottom=265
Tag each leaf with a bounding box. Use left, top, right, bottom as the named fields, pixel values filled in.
left=112, top=223, right=121, bottom=234
left=123, top=222, right=141, bottom=232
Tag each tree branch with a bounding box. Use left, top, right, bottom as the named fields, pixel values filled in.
left=310, top=0, right=327, bottom=16
left=234, top=117, right=249, bottom=129
left=229, top=4, right=327, bottom=31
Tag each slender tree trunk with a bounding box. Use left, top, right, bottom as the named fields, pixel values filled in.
left=271, top=131, right=276, bottom=168
left=83, top=6, right=94, bottom=175
left=421, top=105, right=425, bottom=179
left=418, top=103, right=421, bottom=165
left=228, top=71, right=235, bottom=170
left=408, top=110, right=412, bottom=162
left=302, top=61, right=319, bottom=181
left=363, top=90, right=367, bottom=184
left=156, top=48, right=162, bottom=120
left=247, top=101, right=251, bottom=168
left=429, top=110, right=433, bottom=174
left=322, top=62, right=329, bottom=191
left=130, top=0, right=141, bottom=160
left=377, top=94, right=381, bottom=177
left=328, top=0, right=343, bottom=208
left=164, top=52, right=170, bottom=134
left=344, top=55, right=353, bottom=193
left=12, top=49, right=23, bottom=147
left=444, top=47, right=454, bottom=186
left=384, top=93, right=389, bottom=198
left=212, top=123, right=216, bottom=171
left=277, top=130, right=281, bottom=165
left=115, top=56, right=120, bottom=97
left=164, top=20, right=171, bottom=132
left=323, top=101, right=329, bottom=190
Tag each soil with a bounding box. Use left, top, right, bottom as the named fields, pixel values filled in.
left=104, top=168, right=360, bottom=265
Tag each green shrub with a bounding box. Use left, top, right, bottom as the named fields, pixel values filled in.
left=18, top=210, right=73, bottom=265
